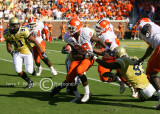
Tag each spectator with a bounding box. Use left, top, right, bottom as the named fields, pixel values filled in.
left=3, top=7, right=9, bottom=20
left=118, top=22, right=125, bottom=40
left=8, top=11, right=14, bottom=20
left=0, top=9, right=4, bottom=19
left=55, top=8, right=62, bottom=20
left=60, top=21, right=66, bottom=41
left=149, top=5, right=155, bottom=21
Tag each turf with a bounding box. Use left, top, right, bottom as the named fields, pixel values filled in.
left=0, top=39, right=160, bottom=114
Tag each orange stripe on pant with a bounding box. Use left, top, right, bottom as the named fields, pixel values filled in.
left=32, top=41, right=45, bottom=64
left=146, top=45, right=160, bottom=76
left=66, top=59, right=94, bottom=83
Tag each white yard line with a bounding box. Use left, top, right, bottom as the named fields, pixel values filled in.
left=0, top=42, right=147, bottom=87
left=0, top=58, right=120, bottom=86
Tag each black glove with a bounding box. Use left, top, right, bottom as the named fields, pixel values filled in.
left=106, top=49, right=115, bottom=57
left=41, top=52, right=48, bottom=59
left=134, top=58, right=144, bottom=65
left=10, top=51, right=15, bottom=57
left=61, top=46, right=70, bottom=54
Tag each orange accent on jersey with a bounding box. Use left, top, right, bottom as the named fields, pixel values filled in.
left=89, top=32, right=92, bottom=36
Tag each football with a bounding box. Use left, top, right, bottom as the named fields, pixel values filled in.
left=65, top=45, right=72, bottom=53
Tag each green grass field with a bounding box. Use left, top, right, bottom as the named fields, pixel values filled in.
left=0, top=39, right=160, bottom=114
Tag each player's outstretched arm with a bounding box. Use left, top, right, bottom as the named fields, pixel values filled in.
left=28, top=35, right=44, bottom=53
left=136, top=46, right=154, bottom=65
left=95, top=58, right=121, bottom=69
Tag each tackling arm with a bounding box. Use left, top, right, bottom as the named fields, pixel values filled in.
left=139, top=46, right=154, bottom=62
left=28, top=35, right=44, bottom=53
left=95, top=58, right=121, bottom=69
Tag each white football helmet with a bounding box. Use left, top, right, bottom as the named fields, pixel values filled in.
left=93, top=19, right=110, bottom=36
left=28, top=17, right=36, bottom=30
left=67, top=18, right=81, bottom=35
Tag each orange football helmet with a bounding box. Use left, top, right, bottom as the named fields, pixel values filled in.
left=28, top=17, right=36, bottom=30
left=94, top=19, right=110, bottom=36
left=137, top=18, right=151, bottom=26
left=67, top=18, right=81, bottom=35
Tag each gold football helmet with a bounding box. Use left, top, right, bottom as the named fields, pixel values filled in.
left=9, top=17, right=20, bottom=34
left=114, top=46, right=128, bottom=58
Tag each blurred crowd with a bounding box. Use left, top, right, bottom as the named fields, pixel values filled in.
left=0, top=0, right=134, bottom=21
left=136, top=0, right=160, bottom=21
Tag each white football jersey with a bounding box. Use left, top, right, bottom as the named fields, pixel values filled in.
left=64, top=27, right=94, bottom=55
left=137, top=22, right=160, bottom=49
left=30, top=28, right=43, bottom=44
left=36, top=21, right=44, bottom=31
left=99, top=23, right=118, bottom=51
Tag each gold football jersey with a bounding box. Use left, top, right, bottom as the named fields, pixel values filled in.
left=3, top=26, right=32, bottom=54
left=116, top=56, right=150, bottom=89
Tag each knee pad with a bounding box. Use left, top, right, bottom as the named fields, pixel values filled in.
left=79, top=75, right=87, bottom=83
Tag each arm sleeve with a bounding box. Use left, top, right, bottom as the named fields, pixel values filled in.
left=96, top=59, right=121, bottom=69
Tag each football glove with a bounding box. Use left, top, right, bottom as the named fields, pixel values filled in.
left=10, top=50, right=18, bottom=57
left=61, top=46, right=70, bottom=54
left=107, top=49, right=115, bottom=57
left=134, top=58, right=144, bottom=65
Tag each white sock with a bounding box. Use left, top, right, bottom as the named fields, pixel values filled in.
left=50, top=66, right=54, bottom=71
left=73, top=90, right=81, bottom=98
left=84, top=85, right=90, bottom=94
left=43, top=34, right=46, bottom=40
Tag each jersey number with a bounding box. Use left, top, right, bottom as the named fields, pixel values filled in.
left=11, top=40, right=24, bottom=48
left=133, top=65, right=141, bottom=76
left=74, top=43, right=91, bottom=53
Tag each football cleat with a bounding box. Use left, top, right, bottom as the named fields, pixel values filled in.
left=70, top=97, right=81, bottom=103
left=50, top=86, right=61, bottom=97
left=119, top=81, right=126, bottom=94
left=50, top=67, right=57, bottom=76
left=36, top=66, right=43, bottom=76
left=66, top=86, right=74, bottom=95
left=155, top=102, right=160, bottom=110
left=81, top=92, right=92, bottom=103
left=130, top=86, right=138, bottom=98
left=24, top=81, right=34, bottom=89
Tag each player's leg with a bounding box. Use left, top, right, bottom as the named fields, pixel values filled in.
left=138, top=84, right=156, bottom=101
left=33, top=46, right=43, bottom=76
left=50, top=61, right=79, bottom=97
left=146, top=45, right=160, bottom=109
left=77, top=59, right=93, bottom=102
left=39, top=41, right=57, bottom=75
left=13, top=53, right=33, bottom=89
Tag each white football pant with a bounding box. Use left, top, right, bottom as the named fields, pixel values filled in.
left=13, top=52, right=34, bottom=74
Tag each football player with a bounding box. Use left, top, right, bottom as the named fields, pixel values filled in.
left=43, top=21, right=49, bottom=41
left=93, top=47, right=156, bottom=103
left=93, top=19, right=127, bottom=95
left=3, top=17, right=47, bottom=89
left=136, top=17, right=160, bottom=110
left=50, top=18, right=108, bottom=103
left=28, top=17, right=57, bottom=76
